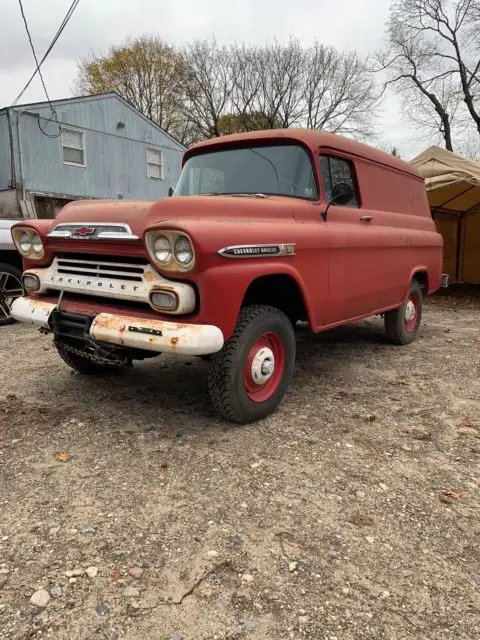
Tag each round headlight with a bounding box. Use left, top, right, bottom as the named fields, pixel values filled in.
left=19, top=231, right=31, bottom=254
left=32, top=232, right=43, bottom=255
left=174, top=236, right=193, bottom=265
left=153, top=236, right=172, bottom=263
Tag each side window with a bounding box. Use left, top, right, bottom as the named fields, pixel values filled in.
left=318, top=155, right=360, bottom=208
left=146, top=148, right=164, bottom=180
left=62, top=128, right=85, bottom=166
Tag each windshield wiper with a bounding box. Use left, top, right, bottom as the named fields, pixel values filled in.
left=202, top=192, right=268, bottom=198
left=229, top=193, right=267, bottom=198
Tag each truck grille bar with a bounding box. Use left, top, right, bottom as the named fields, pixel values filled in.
left=56, top=258, right=146, bottom=282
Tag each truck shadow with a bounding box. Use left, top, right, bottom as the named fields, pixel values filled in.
left=51, top=318, right=400, bottom=427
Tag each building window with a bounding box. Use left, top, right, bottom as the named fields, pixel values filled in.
left=62, top=128, right=85, bottom=166
left=147, top=148, right=164, bottom=179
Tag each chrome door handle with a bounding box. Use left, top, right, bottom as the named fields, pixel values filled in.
left=360, top=215, right=374, bottom=222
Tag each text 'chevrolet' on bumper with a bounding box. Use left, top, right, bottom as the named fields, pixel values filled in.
left=10, top=297, right=224, bottom=357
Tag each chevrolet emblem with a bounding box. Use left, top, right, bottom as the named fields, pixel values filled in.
left=72, top=226, right=95, bottom=237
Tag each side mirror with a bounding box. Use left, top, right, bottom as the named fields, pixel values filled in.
left=168, top=186, right=174, bottom=197
left=331, top=182, right=354, bottom=206
left=321, top=181, right=354, bottom=221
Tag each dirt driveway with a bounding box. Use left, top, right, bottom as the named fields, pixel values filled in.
left=0, top=300, right=479, bottom=640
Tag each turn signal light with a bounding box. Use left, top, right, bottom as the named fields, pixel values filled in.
left=150, top=290, right=178, bottom=311
left=22, top=274, right=40, bottom=291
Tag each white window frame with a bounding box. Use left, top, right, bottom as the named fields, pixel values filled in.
left=61, top=128, right=86, bottom=168
left=146, top=147, right=164, bottom=180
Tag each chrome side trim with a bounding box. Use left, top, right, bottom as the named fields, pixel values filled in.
left=217, top=243, right=296, bottom=259
left=47, top=222, right=139, bottom=241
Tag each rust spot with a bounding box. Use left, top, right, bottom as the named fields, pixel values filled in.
left=143, top=270, right=163, bottom=282
left=170, top=336, right=178, bottom=345
left=26, top=299, right=56, bottom=314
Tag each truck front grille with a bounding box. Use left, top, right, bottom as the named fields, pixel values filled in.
left=56, top=257, right=146, bottom=283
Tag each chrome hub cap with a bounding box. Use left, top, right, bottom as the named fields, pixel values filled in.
left=251, top=347, right=275, bottom=385
left=405, top=300, right=416, bottom=323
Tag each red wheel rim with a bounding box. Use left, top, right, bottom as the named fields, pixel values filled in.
left=404, top=291, right=419, bottom=333
left=243, top=332, right=285, bottom=403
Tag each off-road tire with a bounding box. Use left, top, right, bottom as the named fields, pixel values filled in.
left=54, top=338, right=125, bottom=375
left=384, top=280, right=423, bottom=345
left=0, top=263, right=23, bottom=327
left=208, top=305, right=296, bottom=424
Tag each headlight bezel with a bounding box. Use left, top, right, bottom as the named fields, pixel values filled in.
left=12, top=227, right=45, bottom=259
left=145, top=230, right=195, bottom=272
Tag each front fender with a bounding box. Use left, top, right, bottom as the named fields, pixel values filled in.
left=144, top=218, right=329, bottom=338
left=192, top=261, right=317, bottom=341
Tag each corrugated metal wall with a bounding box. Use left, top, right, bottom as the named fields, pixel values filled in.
left=14, top=95, right=184, bottom=200
left=0, top=114, right=12, bottom=191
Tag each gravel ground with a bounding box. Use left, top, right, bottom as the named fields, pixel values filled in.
left=0, top=299, right=479, bottom=640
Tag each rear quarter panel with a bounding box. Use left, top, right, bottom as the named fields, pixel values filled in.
left=355, top=159, right=443, bottom=299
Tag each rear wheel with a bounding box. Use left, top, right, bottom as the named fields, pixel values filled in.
left=384, top=280, right=423, bottom=345
left=208, top=305, right=295, bottom=424
left=0, top=263, right=24, bottom=327
left=54, top=338, right=129, bottom=374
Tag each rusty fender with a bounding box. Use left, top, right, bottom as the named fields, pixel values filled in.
left=90, top=313, right=224, bottom=356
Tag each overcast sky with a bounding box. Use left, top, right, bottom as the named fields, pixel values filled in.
left=0, top=0, right=433, bottom=158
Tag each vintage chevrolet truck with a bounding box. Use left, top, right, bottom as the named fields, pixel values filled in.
left=10, top=129, right=443, bottom=423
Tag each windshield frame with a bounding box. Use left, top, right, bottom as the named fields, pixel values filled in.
left=175, top=141, right=320, bottom=202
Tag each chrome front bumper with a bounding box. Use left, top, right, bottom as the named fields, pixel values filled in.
left=10, top=297, right=224, bottom=356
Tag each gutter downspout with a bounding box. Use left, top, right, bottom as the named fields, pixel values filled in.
left=15, top=110, right=34, bottom=218
left=6, top=108, right=16, bottom=191
left=17, top=111, right=27, bottom=205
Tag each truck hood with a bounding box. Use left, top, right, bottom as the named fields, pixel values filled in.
left=53, top=196, right=295, bottom=236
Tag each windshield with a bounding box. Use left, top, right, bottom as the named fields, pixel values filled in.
left=174, top=144, right=318, bottom=200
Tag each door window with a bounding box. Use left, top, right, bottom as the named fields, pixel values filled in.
left=319, top=155, right=360, bottom=207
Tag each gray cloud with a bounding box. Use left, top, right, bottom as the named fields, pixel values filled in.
left=0, top=0, right=427, bottom=157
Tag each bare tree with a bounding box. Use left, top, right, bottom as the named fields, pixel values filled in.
left=177, top=39, right=236, bottom=141
left=77, top=36, right=379, bottom=145
left=182, top=38, right=378, bottom=140
left=305, top=43, right=377, bottom=137
left=378, top=0, right=480, bottom=151
left=250, top=39, right=305, bottom=129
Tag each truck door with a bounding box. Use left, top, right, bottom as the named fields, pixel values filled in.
left=319, top=154, right=380, bottom=324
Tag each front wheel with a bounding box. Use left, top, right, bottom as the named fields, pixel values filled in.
left=208, top=305, right=296, bottom=424
left=384, top=280, right=423, bottom=345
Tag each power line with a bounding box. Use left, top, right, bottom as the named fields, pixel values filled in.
left=14, top=0, right=80, bottom=107
left=17, top=0, right=55, bottom=109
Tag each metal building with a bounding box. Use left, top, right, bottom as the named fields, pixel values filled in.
left=0, top=93, right=185, bottom=219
